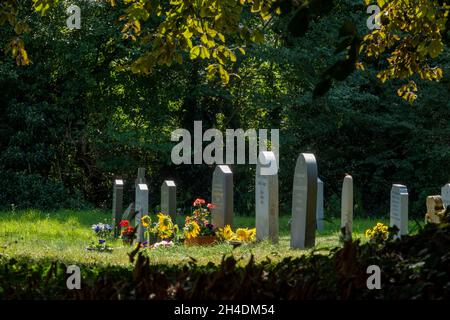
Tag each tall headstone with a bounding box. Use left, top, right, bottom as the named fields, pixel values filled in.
left=390, top=184, right=409, bottom=236
left=211, top=165, right=234, bottom=228
left=341, top=175, right=353, bottom=239
left=441, top=183, right=450, bottom=208
left=112, top=179, right=124, bottom=238
left=255, top=151, right=279, bottom=243
left=161, top=180, right=177, bottom=220
left=135, top=167, right=146, bottom=187
left=135, top=183, right=149, bottom=242
left=291, top=153, right=318, bottom=249
left=316, top=178, right=324, bottom=231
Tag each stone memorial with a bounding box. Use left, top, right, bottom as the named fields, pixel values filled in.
left=161, top=180, right=177, bottom=220
left=255, top=151, right=279, bottom=243
left=122, top=202, right=136, bottom=221
left=390, top=184, right=409, bottom=236
left=135, top=183, right=149, bottom=242
left=425, top=195, right=445, bottom=224
left=291, top=153, right=318, bottom=249
left=112, top=179, right=124, bottom=237
left=441, top=183, right=450, bottom=208
left=341, top=175, right=353, bottom=239
left=316, top=178, right=324, bottom=231
left=135, top=167, right=146, bottom=187
left=211, top=165, right=234, bottom=229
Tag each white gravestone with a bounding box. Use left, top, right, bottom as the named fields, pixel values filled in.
left=211, top=165, right=234, bottom=228
left=135, top=183, right=149, bottom=242
left=316, top=178, right=324, bottom=231
left=390, top=184, right=408, bottom=236
left=291, top=153, right=318, bottom=249
left=112, top=179, right=124, bottom=238
left=341, top=175, right=353, bottom=239
left=161, top=180, right=177, bottom=220
left=255, top=151, right=279, bottom=243
left=441, top=183, right=450, bottom=208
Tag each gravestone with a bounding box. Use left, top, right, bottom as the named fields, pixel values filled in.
left=390, top=184, right=409, bottom=236
left=161, top=180, right=177, bottom=220
left=255, top=151, right=279, bottom=243
left=441, top=183, right=450, bottom=208
left=211, top=165, right=234, bottom=228
left=135, top=167, right=146, bottom=187
left=316, top=178, right=324, bottom=231
left=112, top=179, right=124, bottom=237
left=291, top=153, right=318, bottom=249
left=341, top=175, right=353, bottom=239
left=122, top=202, right=136, bottom=221
left=135, top=183, right=149, bottom=242
left=425, top=195, right=444, bottom=224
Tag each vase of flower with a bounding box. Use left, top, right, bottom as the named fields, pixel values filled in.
left=183, top=198, right=218, bottom=246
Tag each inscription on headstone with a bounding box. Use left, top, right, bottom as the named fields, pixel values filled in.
left=211, top=165, right=234, bottom=228
left=291, top=153, right=318, bottom=249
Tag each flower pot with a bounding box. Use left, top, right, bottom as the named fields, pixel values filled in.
left=184, top=235, right=217, bottom=246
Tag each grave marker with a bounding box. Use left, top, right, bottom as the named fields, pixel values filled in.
left=255, top=151, right=279, bottom=243
left=316, top=178, right=324, bottom=231
left=441, top=183, right=450, bottom=208
left=291, top=153, right=318, bottom=249
left=161, top=180, right=177, bottom=220
left=341, top=175, right=353, bottom=239
left=135, top=183, right=149, bottom=242
left=135, top=167, right=146, bottom=187
left=211, top=165, right=234, bottom=228
left=390, top=184, right=409, bottom=236
left=112, top=179, right=124, bottom=237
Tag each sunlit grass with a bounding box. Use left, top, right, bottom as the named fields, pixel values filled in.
left=0, top=209, right=420, bottom=267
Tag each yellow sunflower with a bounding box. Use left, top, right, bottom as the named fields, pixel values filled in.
left=141, top=215, right=152, bottom=228
left=184, top=221, right=200, bottom=239
left=157, top=213, right=173, bottom=231
left=222, top=225, right=234, bottom=240
left=236, top=228, right=250, bottom=242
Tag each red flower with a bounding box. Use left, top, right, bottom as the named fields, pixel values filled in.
left=207, top=203, right=216, bottom=209
left=119, top=220, right=129, bottom=227
left=126, top=226, right=135, bottom=233
left=193, top=198, right=206, bottom=206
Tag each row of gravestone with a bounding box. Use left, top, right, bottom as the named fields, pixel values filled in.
left=111, top=153, right=450, bottom=248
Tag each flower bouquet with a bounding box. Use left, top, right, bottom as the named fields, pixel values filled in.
left=119, top=220, right=136, bottom=246
left=183, top=198, right=217, bottom=246
left=87, top=222, right=113, bottom=252
left=217, top=225, right=256, bottom=245
left=141, top=213, right=179, bottom=247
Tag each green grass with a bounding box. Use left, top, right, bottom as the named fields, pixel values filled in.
left=0, top=209, right=422, bottom=267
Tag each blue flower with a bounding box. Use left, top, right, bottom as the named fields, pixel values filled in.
left=98, top=239, right=106, bottom=244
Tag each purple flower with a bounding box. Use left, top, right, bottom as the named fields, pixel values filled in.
left=98, top=239, right=106, bottom=244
